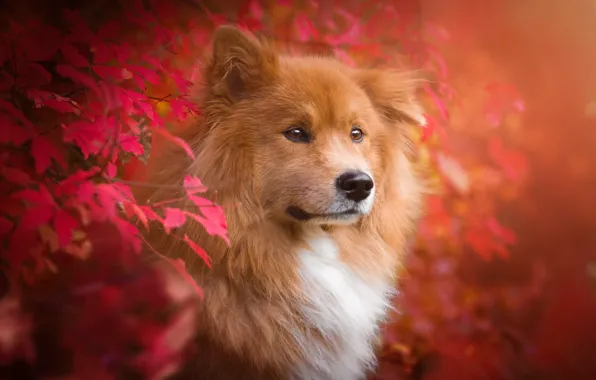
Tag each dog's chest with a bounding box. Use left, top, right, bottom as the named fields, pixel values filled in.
left=295, top=234, right=393, bottom=380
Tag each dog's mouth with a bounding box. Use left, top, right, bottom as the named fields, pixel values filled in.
left=286, top=206, right=360, bottom=222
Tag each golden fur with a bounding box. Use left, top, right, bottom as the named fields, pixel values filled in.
left=138, top=26, right=425, bottom=380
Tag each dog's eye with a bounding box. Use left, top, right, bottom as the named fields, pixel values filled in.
left=350, top=126, right=364, bottom=143
left=283, top=127, right=311, bottom=143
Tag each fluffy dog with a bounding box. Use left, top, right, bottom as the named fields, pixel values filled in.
left=140, top=25, right=425, bottom=380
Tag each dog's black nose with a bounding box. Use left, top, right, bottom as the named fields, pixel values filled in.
left=336, top=171, right=374, bottom=202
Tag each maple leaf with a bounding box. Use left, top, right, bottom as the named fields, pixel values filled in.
left=186, top=211, right=229, bottom=245
left=183, top=234, right=211, bottom=268
left=1, top=167, right=32, bottom=184
left=167, top=258, right=203, bottom=298
left=183, top=175, right=208, bottom=195
left=126, top=65, right=159, bottom=85
left=93, top=65, right=131, bottom=81
left=55, top=64, right=100, bottom=94
left=53, top=209, right=80, bottom=248
left=20, top=204, right=56, bottom=230
left=163, top=208, right=186, bottom=230
left=31, top=136, right=66, bottom=174
left=16, top=62, right=52, bottom=87
left=120, top=134, right=145, bottom=155
left=60, top=42, right=89, bottom=67
left=62, top=120, right=106, bottom=158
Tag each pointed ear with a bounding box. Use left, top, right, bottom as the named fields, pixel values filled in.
left=354, top=69, right=426, bottom=127
left=208, top=25, right=278, bottom=101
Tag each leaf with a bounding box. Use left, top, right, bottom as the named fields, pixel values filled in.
left=163, top=208, right=186, bottom=230
left=0, top=99, right=34, bottom=129
left=60, top=42, right=89, bottom=67
left=0, top=216, right=14, bottom=235
left=20, top=204, right=55, bottom=230
left=170, top=73, right=193, bottom=94
left=16, top=62, right=52, bottom=87
left=294, top=13, right=318, bottom=42
left=62, top=120, right=105, bottom=158
left=1, top=166, right=32, bottom=184
left=127, top=65, right=159, bottom=85
left=53, top=210, right=79, bottom=248
left=123, top=202, right=149, bottom=229
left=186, top=210, right=229, bottom=245
left=119, top=134, right=145, bottom=155
left=183, top=234, right=211, bottom=268
left=93, top=65, right=130, bottom=81
left=31, top=136, right=66, bottom=174
left=0, top=71, right=14, bottom=91
left=42, top=98, right=80, bottom=114
left=0, top=115, right=30, bottom=145
left=170, top=99, right=194, bottom=121
left=152, top=127, right=194, bottom=159
left=183, top=175, right=208, bottom=195
left=167, top=258, right=203, bottom=298
left=55, top=64, right=99, bottom=93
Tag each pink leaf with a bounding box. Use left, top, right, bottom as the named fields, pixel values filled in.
left=153, top=127, right=194, bottom=159
left=126, top=65, right=159, bottom=85
left=186, top=212, right=229, bottom=245
left=20, top=204, right=55, bottom=230
left=55, top=64, right=99, bottom=93
left=105, top=162, right=117, bottom=179
left=62, top=120, right=106, bottom=158
left=183, top=234, right=211, bottom=268
left=167, top=258, right=203, bottom=298
left=43, top=98, right=80, bottom=114
left=170, top=99, right=196, bottom=121
left=183, top=175, right=208, bottom=195
left=163, top=207, right=186, bottom=230
left=295, top=13, right=318, bottom=42
left=31, top=136, right=65, bottom=174
left=60, top=43, right=89, bottom=67
left=53, top=209, right=79, bottom=248
left=93, top=65, right=129, bottom=81
left=170, top=73, right=193, bottom=94
left=119, top=134, right=145, bottom=155
left=424, top=84, right=449, bottom=121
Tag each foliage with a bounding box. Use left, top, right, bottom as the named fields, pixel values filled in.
left=0, top=0, right=532, bottom=378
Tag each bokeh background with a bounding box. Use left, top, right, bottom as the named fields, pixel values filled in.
left=2, top=0, right=596, bottom=379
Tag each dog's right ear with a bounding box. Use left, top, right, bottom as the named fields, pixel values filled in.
left=208, top=25, right=278, bottom=101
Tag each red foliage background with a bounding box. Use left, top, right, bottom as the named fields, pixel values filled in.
left=1, top=0, right=595, bottom=379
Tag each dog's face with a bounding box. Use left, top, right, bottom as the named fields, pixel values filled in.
left=199, top=26, right=423, bottom=226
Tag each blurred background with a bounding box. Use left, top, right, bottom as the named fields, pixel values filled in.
left=2, top=0, right=596, bottom=379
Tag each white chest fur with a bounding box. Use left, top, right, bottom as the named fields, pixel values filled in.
left=294, top=233, right=394, bottom=380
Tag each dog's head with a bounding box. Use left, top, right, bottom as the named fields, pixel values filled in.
left=194, top=26, right=424, bottom=227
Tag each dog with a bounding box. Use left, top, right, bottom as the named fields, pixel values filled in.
left=139, top=25, right=425, bottom=380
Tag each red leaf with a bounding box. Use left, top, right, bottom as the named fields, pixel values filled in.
left=31, top=136, right=65, bottom=174
left=60, top=43, right=89, bottom=67
left=186, top=212, right=229, bottom=245
left=93, top=65, right=130, bottom=81
left=424, top=84, right=449, bottom=121
left=105, top=162, right=117, bottom=179
left=295, top=13, right=318, bottom=42
left=167, top=258, right=203, bottom=298
left=163, top=208, right=186, bottom=230
left=0, top=71, right=14, bottom=91
left=1, top=167, right=32, bottom=184
left=183, top=234, right=211, bottom=268
left=127, top=65, right=159, bottom=85
left=113, top=216, right=142, bottom=254
left=0, top=116, right=31, bottom=145
left=0, top=216, right=13, bottom=235
left=170, top=73, right=193, bottom=94
left=0, top=99, right=34, bottom=129
left=119, top=134, right=145, bottom=155
left=55, top=64, right=99, bottom=93
left=183, top=175, right=208, bottom=195
left=43, top=98, right=80, bottom=114
left=170, top=99, right=194, bottom=121
left=153, top=127, right=194, bottom=159
left=62, top=120, right=105, bottom=158
left=53, top=209, right=79, bottom=248
left=20, top=204, right=55, bottom=230
left=16, top=62, right=52, bottom=87
left=123, top=202, right=149, bottom=229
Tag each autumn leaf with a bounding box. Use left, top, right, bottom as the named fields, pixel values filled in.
left=183, top=234, right=211, bottom=268
left=163, top=208, right=186, bottom=230
left=183, top=175, right=208, bottom=195
left=53, top=209, right=80, bottom=248
left=60, top=42, right=90, bottom=67
left=153, top=127, right=195, bottom=159
left=120, top=134, right=145, bottom=155
left=31, top=136, right=66, bottom=174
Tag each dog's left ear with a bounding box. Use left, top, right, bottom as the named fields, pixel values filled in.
left=354, top=69, right=426, bottom=127
left=208, top=25, right=278, bottom=101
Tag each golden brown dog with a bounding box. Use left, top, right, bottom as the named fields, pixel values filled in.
left=140, top=25, right=425, bottom=380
